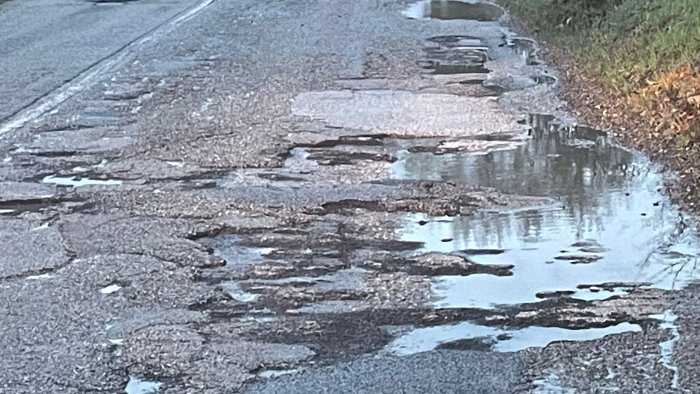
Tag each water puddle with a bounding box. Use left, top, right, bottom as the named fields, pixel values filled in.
left=42, top=175, right=122, bottom=187
left=403, top=1, right=505, bottom=21
left=650, top=310, right=680, bottom=389
left=393, top=116, right=700, bottom=308
left=507, top=37, right=540, bottom=65
left=100, top=284, right=122, bottom=294
left=258, top=369, right=302, bottom=379
left=26, top=273, right=52, bottom=280
left=198, top=235, right=275, bottom=270
left=421, top=35, right=490, bottom=75
left=387, top=320, right=641, bottom=355
left=219, top=282, right=259, bottom=302
left=125, top=376, right=162, bottom=394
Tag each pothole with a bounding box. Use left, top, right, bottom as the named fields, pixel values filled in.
left=390, top=115, right=700, bottom=309
left=507, top=37, right=540, bottom=65
left=421, top=35, right=490, bottom=75
left=42, top=175, right=123, bottom=187
left=258, top=369, right=303, bottom=379
left=125, top=376, right=162, bottom=394
left=649, top=310, right=680, bottom=389
left=198, top=235, right=276, bottom=272
left=386, top=320, right=642, bottom=355
left=403, top=1, right=505, bottom=21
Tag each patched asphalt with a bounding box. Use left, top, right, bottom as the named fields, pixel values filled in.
left=0, top=0, right=698, bottom=393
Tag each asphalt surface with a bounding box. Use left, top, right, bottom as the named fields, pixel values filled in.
left=0, top=0, right=699, bottom=393
left=0, top=0, right=203, bottom=122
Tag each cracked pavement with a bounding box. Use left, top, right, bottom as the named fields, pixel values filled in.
left=1, top=0, right=700, bottom=393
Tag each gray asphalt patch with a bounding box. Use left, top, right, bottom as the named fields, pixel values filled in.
left=244, top=350, right=523, bottom=394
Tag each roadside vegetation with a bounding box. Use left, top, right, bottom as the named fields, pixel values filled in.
left=500, top=0, right=700, bottom=210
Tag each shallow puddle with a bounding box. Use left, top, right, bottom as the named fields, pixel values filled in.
left=403, top=1, right=505, bottom=21
left=421, top=35, right=490, bottom=75
left=258, top=369, right=302, bottom=379
left=508, top=37, right=539, bottom=65
left=199, top=235, right=275, bottom=270
left=125, top=376, right=162, bottom=394
left=42, top=175, right=122, bottom=187
left=387, top=320, right=641, bottom=355
left=393, top=116, right=700, bottom=308
left=220, top=282, right=259, bottom=302
left=650, top=310, right=680, bottom=389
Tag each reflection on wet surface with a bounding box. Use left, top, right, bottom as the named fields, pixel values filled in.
left=422, top=35, right=490, bottom=75
left=258, top=369, right=302, bottom=379
left=26, top=273, right=52, bottom=280
left=99, top=284, right=122, bottom=294
left=387, top=320, right=641, bottom=355
left=198, top=235, right=275, bottom=270
left=42, top=175, right=122, bottom=187
left=650, top=310, right=680, bottom=389
left=220, top=282, right=259, bottom=302
left=393, top=116, right=700, bottom=308
left=507, top=37, right=539, bottom=66
left=125, top=376, right=161, bottom=394
left=403, top=1, right=505, bottom=21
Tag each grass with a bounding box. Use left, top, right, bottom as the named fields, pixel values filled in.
left=501, top=0, right=700, bottom=210
left=500, top=0, right=700, bottom=94
left=501, top=0, right=700, bottom=141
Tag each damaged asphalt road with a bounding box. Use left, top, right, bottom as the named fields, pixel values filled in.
left=1, top=0, right=700, bottom=393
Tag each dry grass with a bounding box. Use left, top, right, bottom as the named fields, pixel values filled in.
left=630, top=67, right=700, bottom=148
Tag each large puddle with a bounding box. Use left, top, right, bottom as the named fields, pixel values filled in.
left=393, top=116, right=700, bottom=309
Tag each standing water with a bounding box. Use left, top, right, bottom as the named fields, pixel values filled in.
left=393, top=116, right=700, bottom=308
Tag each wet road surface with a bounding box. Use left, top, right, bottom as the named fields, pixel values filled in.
left=1, top=0, right=700, bottom=393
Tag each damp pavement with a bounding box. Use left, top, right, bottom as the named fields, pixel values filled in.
left=1, top=0, right=700, bottom=393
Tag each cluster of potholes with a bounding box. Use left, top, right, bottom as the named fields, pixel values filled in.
left=420, top=34, right=555, bottom=97
left=174, top=111, right=700, bottom=388
left=3, top=1, right=698, bottom=391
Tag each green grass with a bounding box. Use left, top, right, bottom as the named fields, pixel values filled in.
left=500, top=0, right=700, bottom=93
